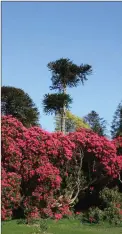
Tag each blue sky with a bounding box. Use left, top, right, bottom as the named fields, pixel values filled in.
left=2, top=2, right=122, bottom=134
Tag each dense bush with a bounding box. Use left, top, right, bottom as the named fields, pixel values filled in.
left=1, top=116, right=122, bottom=222
left=75, top=207, right=104, bottom=224
left=104, top=206, right=122, bottom=225
left=76, top=188, right=122, bottom=225
left=100, top=187, right=122, bottom=225
left=1, top=168, right=21, bottom=220
left=1, top=115, right=26, bottom=173
left=99, top=187, right=121, bottom=208
left=86, top=207, right=104, bottom=224
left=113, top=136, right=122, bottom=156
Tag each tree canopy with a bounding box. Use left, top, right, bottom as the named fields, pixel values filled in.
left=111, top=101, right=122, bottom=139
left=55, top=111, right=90, bottom=133
left=83, top=110, right=107, bottom=136
left=48, top=58, right=92, bottom=91
left=1, top=86, right=40, bottom=128
left=43, top=93, right=72, bottom=115
left=43, top=58, right=92, bottom=133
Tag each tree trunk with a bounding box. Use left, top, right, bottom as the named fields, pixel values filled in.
left=55, top=112, right=61, bottom=132
left=61, top=86, right=66, bottom=134
left=61, top=109, right=66, bottom=134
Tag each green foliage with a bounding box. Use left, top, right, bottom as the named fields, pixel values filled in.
left=79, top=188, right=122, bottom=225
left=75, top=212, right=84, bottom=221
left=104, top=206, right=122, bottom=225
left=43, top=93, right=72, bottom=115
left=48, top=58, right=92, bottom=91
left=55, top=111, right=90, bottom=132
left=17, top=219, right=26, bottom=224
left=99, top=187, right=121, bottom=208
left=111, top=101, right=122, bottom=139
left=1, top=86, right=40, bottom=128
left=86, top=207, right=104, bottom=224
left=83, top=110, right=107, bottom=136
left=99, top=187, right=122, bottom=225
left=43, top=58, right=92, bottom=133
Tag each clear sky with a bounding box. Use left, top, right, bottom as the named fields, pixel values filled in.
left=2, top=2, right=122, bottom=134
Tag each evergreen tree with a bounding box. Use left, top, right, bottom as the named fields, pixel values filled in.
left=83, top=110, right=107, bottom=136
left=111, top=101, right=122, bottom=139
left=1, top=86, right=40, bottom=127
left=43, top=58, right=92, bottom=134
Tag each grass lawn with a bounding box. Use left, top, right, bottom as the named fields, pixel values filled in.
left=2, top=219, right=122, bottom=234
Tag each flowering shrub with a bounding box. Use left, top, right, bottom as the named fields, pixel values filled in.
left=1, top=115, right=26, bottom=173
left=1, top=167, right=21, bottom=220
left=104, top=206, right=122, bottom=225
left=86, top=207, right=104, bottom=224
left=1, top=116, right=122, bottom=222
left=69, top=129, right=121, bottom=180
left=99, top=187, right=122, bottom=225
left=75, top=207, right=104, bottom=224
left=19, top=128, right=63, bottom=221
left=81, top=203, right=122, bottom=225
left=113, top=136, right=122, bottom=156
left=113, top=137, right=122, bottom=185
left=75, top=211, right=84, bottom=221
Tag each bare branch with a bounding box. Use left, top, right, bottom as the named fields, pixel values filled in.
left=119, top=173, right=122, bottom=183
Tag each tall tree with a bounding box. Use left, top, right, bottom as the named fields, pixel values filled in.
left=55, top=110, right=90, bottom=133
left=1, top=86, right=40, bottom=127
left=111, top=101, right=122, bottom=139
left=43, top=58, right=92, bottom=134
left=83, top=110, right=107, bottom=136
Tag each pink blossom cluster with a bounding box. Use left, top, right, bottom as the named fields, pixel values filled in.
left=1, top=116, right=122, bottom=221
left=69, top=129, right=122, bottom=178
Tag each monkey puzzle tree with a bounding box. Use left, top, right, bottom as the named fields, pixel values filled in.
left=43, top=58, right=92, bottom=134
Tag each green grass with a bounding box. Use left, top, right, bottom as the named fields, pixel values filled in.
left=2, top=219, right=122, bottom=234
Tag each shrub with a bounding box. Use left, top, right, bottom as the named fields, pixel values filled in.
left=1, top=167, right=21, bottom=220
left=1, top=116, right=26, bottom=173
left=104, top=206, right=122, bottom=225
left=75, top=211, right=84, bottom=221
left=100, top=187, right=122, bottom=225
left=99, top=187, right=122, bottom=208
left=1, top=116, right=122, bottom=222
left=85, top=207, right=104, bottom=224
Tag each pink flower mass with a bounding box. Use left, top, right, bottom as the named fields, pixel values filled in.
left=1, top=116, right=122, bottom=221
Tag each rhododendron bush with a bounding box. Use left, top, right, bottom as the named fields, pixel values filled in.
left=1, top=116, right=122, bottom=221
left=1, top=168, right=21, bottom=220
left=113, top=137, right=122, bottom=184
